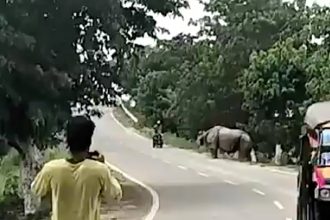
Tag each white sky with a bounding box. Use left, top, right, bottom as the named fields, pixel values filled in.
left=134, top=0, right=330, bottom=46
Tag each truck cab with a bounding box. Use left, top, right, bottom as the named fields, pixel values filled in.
left=297, top=102, right=330, bottom=220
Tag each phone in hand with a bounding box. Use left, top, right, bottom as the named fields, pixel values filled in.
left=87, top=151, right=105, bottom=163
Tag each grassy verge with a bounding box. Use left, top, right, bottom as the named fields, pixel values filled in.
left=113, top=107, right=300, bottom=170
left=0, top=146, right=69, bottom=220
left=0, top=150, right=22, bottom=220
left=0, top=144, right=130, bottom=220
left=113, top=107, right=200, bottom=151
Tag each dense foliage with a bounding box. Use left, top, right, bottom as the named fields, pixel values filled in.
left=0, top=0, right=187, bottom=155
left=121, top=0, right=330, bottom=158
left=0, top=0, right=187, bottom=216
left=2, top=0, right=330, bottom=215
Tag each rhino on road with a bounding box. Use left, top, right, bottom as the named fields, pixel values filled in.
left=197, top=126, right=255, bottom=162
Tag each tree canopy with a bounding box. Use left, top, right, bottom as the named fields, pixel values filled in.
left=121, top=0, right=330, bottom=157
left=0, top=0, right=189, bottom=216
left=3, top=0, right=330, bottom=216
left=0, top=0, right=188, bottom=154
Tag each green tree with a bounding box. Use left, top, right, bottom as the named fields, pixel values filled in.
left=0, top=0, right=187, bottom=215
left=304, top=5, right=330, bottom=101
left=195, top=0, right=310, bottom=133
left=239, top=38, right=310, bottom=152
left=238, top=3, right=330, bottom=154
left=306, top=48, right=330, bottom=101
left=121, top=0, right=330, bottom=163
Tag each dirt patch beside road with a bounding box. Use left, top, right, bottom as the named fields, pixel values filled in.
left=101, top=166, right=153, bottom=220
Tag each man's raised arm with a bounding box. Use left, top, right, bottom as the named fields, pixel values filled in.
left=101, top=167, right=123, bottom=202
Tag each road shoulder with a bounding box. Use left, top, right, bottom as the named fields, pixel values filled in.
left=101, top=166, right=153, bottom=220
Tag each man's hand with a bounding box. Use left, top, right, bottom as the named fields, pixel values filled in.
left=88, top=151, right=105, bottom=163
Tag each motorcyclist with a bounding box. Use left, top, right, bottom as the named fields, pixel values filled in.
left=153, top=120, right=163, bottom=148
left=153, top=120, right=162, bottom=134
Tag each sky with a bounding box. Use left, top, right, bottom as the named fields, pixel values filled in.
left=134, top=0, right=330, bottom=46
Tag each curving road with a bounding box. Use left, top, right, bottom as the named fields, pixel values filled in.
left=92, top=110, right=297, bottom=220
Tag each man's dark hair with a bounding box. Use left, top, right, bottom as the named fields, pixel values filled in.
left=66, top=115, right=96, bottom=153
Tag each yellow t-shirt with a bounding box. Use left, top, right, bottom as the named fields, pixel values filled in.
left=31, top=158, right=122, bottom=220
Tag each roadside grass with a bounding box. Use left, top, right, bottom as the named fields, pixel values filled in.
left=163, top=132, right=199, bottom=150
left=113, top=107, right=199, bottom=151
left=113, top=106, right=136, bottom=128
left=0, top=144, right=126, bottom=219
left=43, top=144, right=69, bottom=161
left=112, top=106, right=299, bottom=171
left=0, top=147, right=69, bottom=220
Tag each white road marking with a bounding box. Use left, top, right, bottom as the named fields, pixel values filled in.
left=111, top=109, right=288, bottom=219
left=268, top=168, right=296, bottom=176
left=110, top=111, right=149, bottom=141
left=224, top=179, right=238, bottom=185
left=178, top=165, right=188, bottom=170
left=273, top=200, right=284, bottom=210
left=163, top=160, right=171, bottom=164
left=105, top=161, right=159, bottom=220
left=205, top=165, right=234, bottom=176
left=286, top=218, right=292, bottom=220
left=109, top=112, right=159, bottom=220
left=118, top=100, right=138, bottom=123
left=197, top=172, right=209, bottom=177
left=252, top=188, right=266, bottom=196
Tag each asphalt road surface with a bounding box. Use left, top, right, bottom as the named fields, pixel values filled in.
left=93, top=110, right=297, bottom=220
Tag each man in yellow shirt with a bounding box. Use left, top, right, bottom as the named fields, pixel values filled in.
left=31, top=115, right=122, bottom=220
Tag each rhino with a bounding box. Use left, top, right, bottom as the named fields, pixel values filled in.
left=196, top=126, right=256, bottom=162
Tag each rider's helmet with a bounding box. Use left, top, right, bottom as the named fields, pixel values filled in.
left=157, top=120, right=161, bottom=124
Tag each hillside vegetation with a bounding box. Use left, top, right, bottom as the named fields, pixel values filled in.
left=119, top=0, right=330, bottom=164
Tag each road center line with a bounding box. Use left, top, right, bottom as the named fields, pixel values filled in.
left=273, top=200, right=284, bottom=210
left=268, top=168, right=296, bottom=176
left=197, top=172, right=209, bottom=177
left=252, top=188, right=265, bottom=196
left=178, top=165, right=188, bottom=170
left=224, top=179, right=238, bottom=185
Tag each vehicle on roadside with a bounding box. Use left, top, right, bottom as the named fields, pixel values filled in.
left=297, top=101, right=330, bottom=220
left=152, top=133, right=163, bottom=148
left=152, top=120, right=163, bottom=149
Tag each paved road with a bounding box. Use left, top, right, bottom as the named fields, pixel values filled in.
left=93, top=110, right=297, bottom=220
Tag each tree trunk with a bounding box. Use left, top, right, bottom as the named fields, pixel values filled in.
left=274, top=144, right=283, bottom=165
left=20, top=143, right=44, bottom=216
left=250, top=149, right=257, bottom=163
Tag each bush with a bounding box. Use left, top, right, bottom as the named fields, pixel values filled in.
left=0, top=146, right=69, bottom=219
left=43, top=144, right=69, bottom=161
left=0, top=139, right=11, bottom=157
left=163, top=133, right=198, bottom=150
left=0, top=150, right=23, bottom=219
left=0, top=150, right=20, bottom=202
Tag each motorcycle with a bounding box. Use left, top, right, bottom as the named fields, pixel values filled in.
left=152, top=133, right=163, bottom=148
